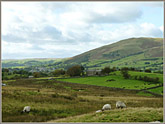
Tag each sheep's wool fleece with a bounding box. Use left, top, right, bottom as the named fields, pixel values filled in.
left=102, top=104, right=111, bottom=110
left=23, top=106, right=31, bottom=112
left=116, top=101, right=126, bottom=108
left=96, top=110, right=102, bottom=113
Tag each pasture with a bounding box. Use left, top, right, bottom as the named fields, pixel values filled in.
left=57, top=71, right=163, bottom=95
left=2, top=77, right=163, bottom=122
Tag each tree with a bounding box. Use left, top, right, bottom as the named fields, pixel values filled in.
left=154, top=77, right=159, bottom=84
left=134, top=75, right=138, bottom=80
left=101, top=67, right=111, bottom=75
left=112, top=67, right=117, bottom=72
left=145, top=69, right=151, bottom=73
left=33, top=72, right=40, bottom=78
left=67, top=65, right=84, bottom=77
left=138, top=76, right=143, bottom=80
left=80, top=65, right=85, bottom=76
left=130, top=67, right=135, bottom=71
left=120, top=67, right=130, bottom=79
left=53, top=69, right=65, bottom=77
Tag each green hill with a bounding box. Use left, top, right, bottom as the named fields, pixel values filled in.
left=2, top=37, right=163, bottom=72
left=64, top=37, right=163, bottom=71
left=2, top=58, right=67, bottom=68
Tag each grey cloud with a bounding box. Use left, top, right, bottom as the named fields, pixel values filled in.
left=2, top=52, right=46, bottom=60
left=2, top=2, right=163, bottom=60
left=39, top=2, right=143, bottom=24
left=30, top=45, right=45, bottom=51
left=40, top=2, right=70, bottom=12
left=87, top=9, right=142, bottom=24
left=147, top=29, right=163, bottom=37
left=43, top=26, right=62, bottom=39
left=67, top=31, right=93, bottom=43
left=140, top=2, right=163, bottom=7
left=29, top=26, right=62, bottom=40
left=2, top=48, right=79, bottom=59
left=3, top=25, right=63, bottom=44
left=2, top=34, right=26, bottom=43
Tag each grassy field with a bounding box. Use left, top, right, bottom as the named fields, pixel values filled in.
left=2, top=78, right=163, bottom=122
left=57, top=71, right=163, bottom=95
left=50, top=107, right=163, bottom=122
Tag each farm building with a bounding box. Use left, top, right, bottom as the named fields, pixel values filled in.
left=86, top=69, right=102, bottom=76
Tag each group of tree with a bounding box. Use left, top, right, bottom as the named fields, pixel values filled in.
left=101, top=66, right=117, bottom=75
left=118, top=67, right=153, bottom=73
left=134, top=75, right=160, bottom=84
left=2, top=68, right=32, bottom=80
left=2, top=68, right=50, bottom=80
left=120, top=67, right=130, bottom=79
left=101, top=67, right=111, bottom=75
left=67, top=65, right=84, bottom=77
left=51, top=65, right=85, bottom=77
left=144, top=69, right=152, bottom=73
left=2, top=63, right=160, bottom=81
left=32, top=72, right=48, bottom=78
left=52, top=69, right=66, bottom=77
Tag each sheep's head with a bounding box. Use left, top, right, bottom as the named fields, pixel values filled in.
left=21, top=109, right=26, bottom=114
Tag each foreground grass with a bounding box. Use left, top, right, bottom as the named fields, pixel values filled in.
left=50, top=107, right=163, bottom=122
left=2, top=79, right=163, bottom=122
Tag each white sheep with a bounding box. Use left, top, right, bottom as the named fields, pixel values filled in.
left=2, top=83, right=6, bottom=86
left=95, top=110, right=102, bottom=113
left=21, top=106, right=31, bottom=113
left=116, top=101, right=126, bottom=109
left=102, top=104, right=111, bottom=111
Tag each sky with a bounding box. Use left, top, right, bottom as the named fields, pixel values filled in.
left=1, top=2, right=164, bottom=59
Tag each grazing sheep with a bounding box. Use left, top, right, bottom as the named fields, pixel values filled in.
left=2, top=83, right=6, bottom=86
left=102, top=104, right=111, bottom=111
left=21, top=106, right=31, bottom=113
left=96, top=110, right=102, bottom=113
left=116, top=101, right=126, bottom=109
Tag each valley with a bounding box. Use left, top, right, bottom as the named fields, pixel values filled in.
left=2, top=37, right=163, bottom=122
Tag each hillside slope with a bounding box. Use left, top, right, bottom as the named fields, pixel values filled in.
left=65, top=37, right=163, bottom=63
left=2, top=37, right=163, bottom=71
left=64, top=37, right=163, bottom=71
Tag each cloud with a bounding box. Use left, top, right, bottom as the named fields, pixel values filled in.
left=140, top=23, right=163, bottom=37
left=2, top=22, right=162, bottom=59
left=141, top=2, right=163, bottom=7
left=2, top=34, right=26, bottom=43
left=159, top=26, right=164, bottom=32
left=28, top=26, right=63, bottom=44
left=1, top=2, right=163, bottom=59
